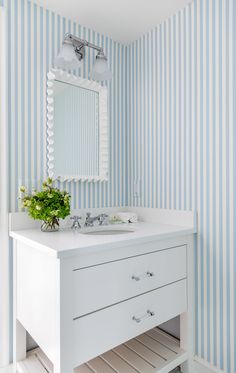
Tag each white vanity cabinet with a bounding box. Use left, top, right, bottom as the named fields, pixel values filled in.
left=10, top=208, right=196, bottom=373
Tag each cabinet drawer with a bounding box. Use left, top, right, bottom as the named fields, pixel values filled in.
left=72, top=245, right=186, bottom=317
left=71, top=279, right=187, bottom=367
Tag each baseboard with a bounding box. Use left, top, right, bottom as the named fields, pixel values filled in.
left=194, top=357, right=224, bottom=373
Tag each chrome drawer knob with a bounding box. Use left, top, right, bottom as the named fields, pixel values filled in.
left=131, top=275, right=141, bottom=281
left=131, top=271, right=155, bottom=281
left=132, top=309, right=155, bottom=323
left=146, top=271, right=154, bottom=277
left=132, top=315, right=141, bottom=323
left=147, top=309, right=155, bottom=317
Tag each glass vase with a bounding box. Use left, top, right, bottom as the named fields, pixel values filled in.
left=41, top=218, right=59, bottom=232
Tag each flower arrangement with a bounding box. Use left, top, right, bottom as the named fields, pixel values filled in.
left=19, top=178, right=71, bottom=232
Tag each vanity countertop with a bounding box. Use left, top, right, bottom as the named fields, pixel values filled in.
left=10, top=221, right=195, bottom=259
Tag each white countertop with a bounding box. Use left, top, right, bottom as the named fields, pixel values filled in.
left=10, top=221, right=195, bottom=259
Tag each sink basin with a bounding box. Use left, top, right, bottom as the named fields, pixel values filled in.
left=81, top=228, right=135, bottom=236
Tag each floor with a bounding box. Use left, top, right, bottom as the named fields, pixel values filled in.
left=0, top=366, right=13, bottom=373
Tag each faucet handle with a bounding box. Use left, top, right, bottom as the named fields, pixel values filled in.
left=98, top=213, right=109, bottom=226
left=99, top=213, right=108, bottom=218
left=70, top=215, right=82, bottom=220
left=70, top=215, right=82, bottom=229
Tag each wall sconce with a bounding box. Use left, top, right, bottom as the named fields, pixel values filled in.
left=55, top=33, right=112, bottom=81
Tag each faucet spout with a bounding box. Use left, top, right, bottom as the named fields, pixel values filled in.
left=84, top=212, right=99, bottom=227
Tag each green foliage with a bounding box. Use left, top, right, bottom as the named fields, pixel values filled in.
left=19, top=178, right=71, bottom=226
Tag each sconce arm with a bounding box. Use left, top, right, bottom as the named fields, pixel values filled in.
left=64, top=33, right=103, bottom=53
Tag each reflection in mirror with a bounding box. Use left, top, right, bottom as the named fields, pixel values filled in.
left=47, top=70, right=108, bottom=182
left=54, top=81, right=99, bottom=177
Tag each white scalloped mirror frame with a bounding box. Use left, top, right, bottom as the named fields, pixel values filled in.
left=47, top=69, right=109, bottom=182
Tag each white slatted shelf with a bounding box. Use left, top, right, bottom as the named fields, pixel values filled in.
left=17, top=328, right=187, bottom=373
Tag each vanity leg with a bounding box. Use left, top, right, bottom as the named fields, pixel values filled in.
left=54, top=363, right=75, bottom=373
left=13, top=240, right=26, bottom=372
left=13, top=320, right=26, bottom=373
left=180, top=359, right=194, bottom=373
left=180, top=311, right=194, bottom=373
left=180, top=237, right=195, bottom=373
left=54, top=357, right=74, bottom=373
left=53, top=361, right=61, bottom=373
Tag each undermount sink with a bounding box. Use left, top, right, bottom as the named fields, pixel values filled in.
left=81, top=228, right=135, bottom=236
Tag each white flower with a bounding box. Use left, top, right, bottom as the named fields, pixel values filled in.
left=32, top=188, right=37, bottom=195
left=19, top=186, right=26, bottom=193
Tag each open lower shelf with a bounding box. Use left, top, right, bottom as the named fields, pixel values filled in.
left=17, top=328, right=187, bottom=373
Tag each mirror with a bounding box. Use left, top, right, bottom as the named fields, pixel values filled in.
left=54, top=81, right=99, bottom=177
left=47, top=70, right=108, bottom=182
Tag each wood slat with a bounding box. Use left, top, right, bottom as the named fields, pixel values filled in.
left=125, top=339, right=165, bottom=368
left=146, top=329, right=180, bottom=354
left=101, top=350, right=137, bottom=373
left=17, top=356, right=47, bottom=373
left=75, top=364, right=94, bottom=373
left=154, top=328, right=180, bottom=345
left=18, top=328, right=185, bottom=373
left=136, top=334, right=176, bottom=360
left=114, top=344, right=156, bottom=373
left=156, top=352, right=188, bottom=373
left=35, top=349, right=53, bottom=372
left=87, top=356, right=115, bottom=373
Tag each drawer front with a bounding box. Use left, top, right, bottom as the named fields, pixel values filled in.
left=72, top=245, right=186, bottom=317
left=71, top=280, right=187, bottom=367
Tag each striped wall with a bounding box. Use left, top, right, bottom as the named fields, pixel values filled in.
left=127, top=0, right=235, bottom=372
left=6, top=0, right=128, bottom=211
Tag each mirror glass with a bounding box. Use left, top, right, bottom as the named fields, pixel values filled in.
left=47, top=70, right=108, bottom=182
left=54, top=80, right=99, bottom=177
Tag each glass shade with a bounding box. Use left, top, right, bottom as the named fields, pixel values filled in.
left=54, top=42, right=81, bottom=70
left=91, top=57, right=112, bottom=81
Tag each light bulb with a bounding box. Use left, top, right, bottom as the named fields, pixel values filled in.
left=91, top=51, right=112, bottom=81
left=55, top=42, right=81, bottom=70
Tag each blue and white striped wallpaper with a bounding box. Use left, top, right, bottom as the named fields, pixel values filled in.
left=3, top=0, right=236, bottom=371
left=6, top=0, right=128, bottom=211
left=127, top=0, right=235, bottom=371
